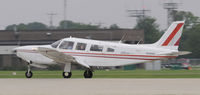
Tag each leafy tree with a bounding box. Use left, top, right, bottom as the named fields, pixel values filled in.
left=58, top=20, right=100, bottom=29
left=26, top=22, right=47, bottom=30
left=182, top=24, right=200, bottom=58
left=5, top=20, right=101, bottom=30
left=134, top=17, right=161, bottom=44
left=5, top=24, right=17, bottom=30
left=5, top=22, right=47, bottom=30
left=109, top=24, right=119, bottom=29
left=171, top=10, right=199, bottom=28
left=17, top=23, right=27, bottom=30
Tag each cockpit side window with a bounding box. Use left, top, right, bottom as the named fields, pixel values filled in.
left=59, top=41, right=74, bottom=50
left=51, top=40, right=61, bottom=48
left=90, top=45, right=103, bottom=52
left=76, top=43, right=87, bottom=51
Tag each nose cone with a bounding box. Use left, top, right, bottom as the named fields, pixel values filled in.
left=12, top=46, right=26, bottom=54
left=12, top=47, right=20, bottom=54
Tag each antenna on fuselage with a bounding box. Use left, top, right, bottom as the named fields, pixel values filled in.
left=137, top=39, right=143, bottom=45
left=119, top=35, right=126, bottom=43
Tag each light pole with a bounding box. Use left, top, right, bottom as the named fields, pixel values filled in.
left=64, top=0, right=68, bottom=29
left=47, top=13, right=57, bottom=29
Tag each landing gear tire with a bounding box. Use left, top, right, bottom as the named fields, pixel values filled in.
left=84, top=69, right=93, bottom=78
left=25, top=70, right=33, bottom=78
left=63, top=72, right=72, bottom=78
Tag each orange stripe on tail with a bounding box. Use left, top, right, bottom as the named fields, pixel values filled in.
left=162, top=23, right=184, bottom=46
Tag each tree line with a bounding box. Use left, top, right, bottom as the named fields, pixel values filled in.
left=5, top=21, right=120, bottom=30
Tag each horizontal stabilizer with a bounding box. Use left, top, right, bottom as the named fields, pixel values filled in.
left=165, top=51, right=191, bottom=56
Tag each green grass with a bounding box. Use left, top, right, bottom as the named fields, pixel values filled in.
left=1, top=70, right=200, bottom=78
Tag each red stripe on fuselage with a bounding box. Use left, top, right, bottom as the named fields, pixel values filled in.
left=17, top=49, right=177, bottom=60
left=162, top=23, right=184, bottom=46
left=63, top=52, right=176, bottom=58
left=70, top=54, right=159, bottom=60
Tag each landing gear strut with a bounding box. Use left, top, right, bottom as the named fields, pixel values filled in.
left=84, top=69, right=93, bottom=78
left=25, top=63, right=33, bottom=78
left=63, top=63, right=72, bottom=78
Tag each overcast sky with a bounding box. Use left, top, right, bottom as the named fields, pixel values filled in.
left=0, top=0, right=199, bottom=30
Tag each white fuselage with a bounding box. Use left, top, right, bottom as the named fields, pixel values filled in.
left=15, top=38, right=177, bottom=67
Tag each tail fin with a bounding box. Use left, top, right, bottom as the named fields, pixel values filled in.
left=153, top=21, right=185, bottom=50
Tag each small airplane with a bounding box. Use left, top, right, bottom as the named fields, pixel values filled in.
left=13, top=21, right=190, bottom=78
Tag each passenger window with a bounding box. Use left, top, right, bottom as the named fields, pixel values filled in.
left=107, top=48, right=115, bottom=52
left=76, top=43, right=87, bottom=50
left=59, top=41, right=74, bottom=50
left=90, top=45, right=103, bottom=52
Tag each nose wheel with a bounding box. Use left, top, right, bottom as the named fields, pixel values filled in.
left=84, top=69, right=93, bottom=78
left=25, top=62, right=33, bottom=78
left=25, top=70, right=33, bottom=78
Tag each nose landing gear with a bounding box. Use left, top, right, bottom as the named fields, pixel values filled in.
left=25, top=70, right=33, bottom=78
left=25, top=63, right=33, bottom=78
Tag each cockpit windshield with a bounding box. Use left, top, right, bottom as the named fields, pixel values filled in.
left=51, top=40, right=61, bottom=48
left=59, top=41, right=74, bottom=50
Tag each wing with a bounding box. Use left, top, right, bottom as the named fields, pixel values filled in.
left=37, top=47, right=90, bottom=68
left=37, top=47, right=73, bottom=63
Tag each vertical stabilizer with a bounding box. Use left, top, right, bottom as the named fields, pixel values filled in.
left=153, top=21, right=185, bottom=50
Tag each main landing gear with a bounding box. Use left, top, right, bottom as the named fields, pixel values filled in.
left=62, top=62, right=93, bottom=78
left=62, top=69, right=93, bottom=78
left=84, top=69, right=93, bottom=78
left=63, top=72, right=72, bottom=78
left=63, top=63, right=72, bottom=78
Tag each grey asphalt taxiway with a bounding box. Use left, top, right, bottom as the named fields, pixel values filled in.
left=0, top=79, right=199, bottom=95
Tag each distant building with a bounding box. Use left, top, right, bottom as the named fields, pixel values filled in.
left=0, top=29, right=144, bottom=70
